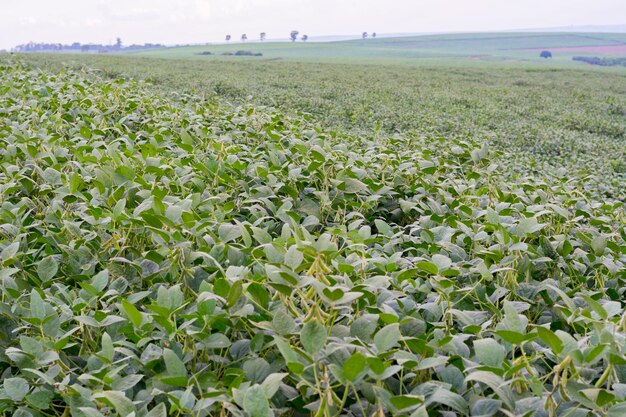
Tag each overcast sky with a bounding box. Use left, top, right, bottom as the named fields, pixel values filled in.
left=1, top=0, right=625, bottom=49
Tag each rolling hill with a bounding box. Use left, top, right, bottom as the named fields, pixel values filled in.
left=129, top=32, right=626, bottom=64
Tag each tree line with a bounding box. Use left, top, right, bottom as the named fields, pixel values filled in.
left=572, top=56, right=626, bottom=67
left=11, top=38, right=163, bottom=53
left=225, top=31, right=377, bottom=43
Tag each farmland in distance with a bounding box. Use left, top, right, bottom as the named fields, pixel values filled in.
left=129, top=32, right=626, bottom=65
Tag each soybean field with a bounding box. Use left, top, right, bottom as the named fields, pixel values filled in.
left=0, top=42, right=626, bottom=417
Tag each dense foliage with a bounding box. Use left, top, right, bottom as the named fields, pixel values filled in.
left=19, top=54, right=626, bottom=200
left=1, top=59, right=626, bottom=417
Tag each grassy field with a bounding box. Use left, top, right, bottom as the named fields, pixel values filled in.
left=130, top=32, right=626, bottom=65
left=1, top=37, right=626, bottom=416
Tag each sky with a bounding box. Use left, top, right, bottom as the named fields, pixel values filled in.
left=1, top=0, right=625, bottom=49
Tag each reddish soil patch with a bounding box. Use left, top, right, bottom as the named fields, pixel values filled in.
left=523, top=45, right=626, bottom=54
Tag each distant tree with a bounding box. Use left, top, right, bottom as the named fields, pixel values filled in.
left=225, top=34, right=231, bottom=42
left=302, top=34, right=308, bottom=42
left=260, top=32, right=266, bottom=41
left=540, top=50, right=552, bottom=59
left=115, top=37, right=122, bottom=49
left=362, top=32, right=368, bottom=39
left=290, top=30, right=299, bottom=42
left=241, top=34, right=247, bottom=42
left=81, top=45, right=90, bottom=53
left=372, top=32, right=377, bottom=38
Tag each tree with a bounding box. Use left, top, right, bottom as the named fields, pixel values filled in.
left=290, top=30, right=299, bottom=42
left=115, top=37, right=122, bottom=49
left=225, top=35, right=231, bottom=42
left=260, top=32, right=266, bottom=41
left=362, top=32, right=368, bottom=39
left=241, top=34, right=247, bottom=42
left=372, top=32, right=377, bottom=38
left=302, top=34, right=308, bottom=42
left=540, top=50, right=552, bottom=59
left=81, top=45, right=90, bottom=53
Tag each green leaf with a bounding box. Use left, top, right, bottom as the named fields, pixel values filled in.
left=145, top=403, right=167, bottom=417
left=251, top=226, right=272, bottom=244
left=163, top=348, right=187, bottom=377
left=343, top=352, right=366, bottom=381
left=26, top=390, right=54, bottom=410
left=121, top=299, right=143, bottom=328
left=4, top=377, right=29, bottom=401
left=495, top=330, right=535, bottom=345
left=465, top=371, right=515, bottom=410
left=112, top=198, right=126, bottom=219
left=474, top=338, right=506, bottom=367
left=411, top=405, right=429, bottom=417
left=227, top=280, right=243, bottom=307
left=157, top=285, right=184, bottom=311
left=78, top=408, right=107, bottom=417
left=261, top=373, right=288, bottom=399
left=427, top=388, right=468, bottom=414
left=1, top=242, right=20, bottom=260
left=219, top=223, right=242, bottom=243
left=165, top=205, right=183, bottom=222
left=243, top=384, right=271, bottom=417
left=390, top=395, right=423, bottom=410
left=513, top=216, right=546, bottom=237
left=287, top=361, right=304, bottom=375
left=585, top=344, right=607, bottom=363
left=591, top=235, right=606, bottom=256
left=343, top=177, right=368, bottom=194
left=500, top=301, right=527, bottom=334
left=94, top=391, right=135, bottom=416
left=471, top=399, right=502, bottom=417
left=111, top=375, right=143, bottom=391
left=69, top=172, right=83, bottom=193
left=272, top=309, right=296, bottom=336
left=596, top=390, right=615, bottom=407
left=582, top=295, right=608, bottom=320
left=42, top=167, right=62, bottom=184
left=180, top=130, right=194, bottom=146
left=374, top=219, right=392, bottom=236
left=301, top=320, right=327, bottom=354
left=204, top=333, right=231, bottom=349
left=535, top=326, right=564, bottom=354
left=101, top=332, right=114, bottom=363
left=91, top=269, right=109, bottom=292
left=37, top=256, right=58, bottom=282
left=80, top=126, right=92, bottom=138
left=274, top=337, right=299, bottom=364
left=608, top=403, right=626, bottom=417
left=350, top=314, right=378, bottom=340
left=416, top=261, right=438, bottom=275
left=374, top=323, right=401, bottom=352
left=30, top=289, right=46, bottom=321
left=431, top=254, right=452, bottom=271
left=284, top=246, right=303, bottom=270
